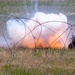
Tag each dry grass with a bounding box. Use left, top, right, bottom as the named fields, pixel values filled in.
left=0, top=48, right=75, bottom=75
left=0, top=48, right=75, bottom=70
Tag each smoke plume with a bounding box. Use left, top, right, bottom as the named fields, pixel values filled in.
left=0, top=12, right=72, bottom=48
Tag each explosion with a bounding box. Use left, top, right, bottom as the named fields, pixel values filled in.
left=0, top=12, right=72, bottom=49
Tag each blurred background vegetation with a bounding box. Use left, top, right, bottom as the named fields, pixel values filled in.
left=0, top=0, right=75, bottom=24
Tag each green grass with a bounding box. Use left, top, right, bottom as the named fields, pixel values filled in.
left=0, top=64, right=75, bottom=75
left=0, top=1, right=23, bottom=7
left=0, top=0, right=75, bottom=24
left=0, top=0, right=75, bottom=14
left=0, top=0, right=23, bottom=15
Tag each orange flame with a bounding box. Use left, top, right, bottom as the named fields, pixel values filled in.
left=22, top=30, right=65, bottom=49
left=49, top=36, right=64, bottom=48
left=35, top=37, right=48, bottom=48
left=48, top=31, right=64, bottom=48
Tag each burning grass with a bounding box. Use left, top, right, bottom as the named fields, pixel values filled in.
left=0, top=48, right=75, bottom=75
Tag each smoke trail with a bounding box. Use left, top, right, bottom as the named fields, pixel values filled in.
left=0, top=12, right=72, bottom=48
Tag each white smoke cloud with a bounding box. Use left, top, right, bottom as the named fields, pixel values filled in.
left=0, top=12, right=72, bottom=48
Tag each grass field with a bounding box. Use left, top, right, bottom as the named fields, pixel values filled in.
left=0, top=48, right=75, bottom=75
